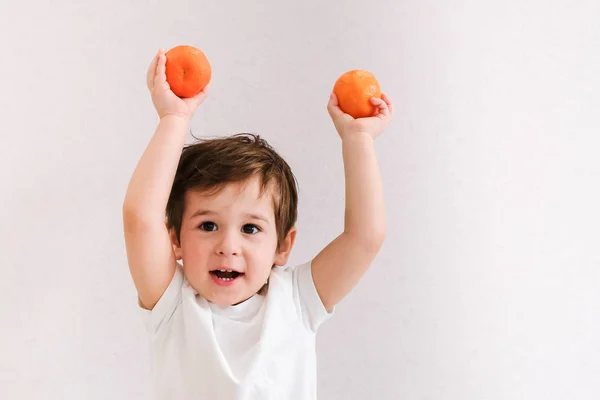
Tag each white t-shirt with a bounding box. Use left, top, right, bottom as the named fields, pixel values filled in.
left=139, top=261, right=333, bottom=399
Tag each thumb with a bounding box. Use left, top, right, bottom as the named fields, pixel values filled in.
left=327, top=92, right=345, bottom=120
left=185, top=82, right=210, bottom=109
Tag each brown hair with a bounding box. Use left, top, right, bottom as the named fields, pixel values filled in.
left=166, top=133, right=298, bottom=249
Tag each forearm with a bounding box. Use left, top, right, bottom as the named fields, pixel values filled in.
left=341, top=132, right=386, bottom=249
left=123, top=115, right=190, bottom=220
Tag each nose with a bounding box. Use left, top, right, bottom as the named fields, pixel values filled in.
left=216, top=229, right=240, bottom=256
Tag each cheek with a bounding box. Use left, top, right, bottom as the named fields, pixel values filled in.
left=254, top=236, right=279, bottom=261
left=181, top=233, right=210, bottom=257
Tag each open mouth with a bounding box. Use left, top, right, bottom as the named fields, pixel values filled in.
left=210, top=269, right=244, bottom=282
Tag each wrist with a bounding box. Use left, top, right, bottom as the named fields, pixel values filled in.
left=157, top=114, right=191, bottom=135
left=158, top=114, right=191, bottom=131
left=160, top=113, right=191, bottom=123
left=340, top=130, right=374, bottom=144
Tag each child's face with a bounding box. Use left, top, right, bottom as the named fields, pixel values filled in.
left=171, top=175, right=295, bottom=306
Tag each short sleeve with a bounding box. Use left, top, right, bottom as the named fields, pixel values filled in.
left=137, top=264, right=184, bottom=333
left=292, top=260, right=334, bottom=332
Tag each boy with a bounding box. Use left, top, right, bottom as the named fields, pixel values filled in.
left=122, top=48, right=394, bottom=399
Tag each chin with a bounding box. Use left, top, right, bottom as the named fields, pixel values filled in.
left=202, top=289, right=246, bottom=306
left=215, top=297, right=240, bottom=306
left=193, top=275, right=265, bottom=306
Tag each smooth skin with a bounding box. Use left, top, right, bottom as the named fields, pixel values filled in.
left=123, top=49, right=393, bottom=311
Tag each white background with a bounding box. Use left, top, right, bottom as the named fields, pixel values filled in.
left=1, top=0, right=599, bottom=399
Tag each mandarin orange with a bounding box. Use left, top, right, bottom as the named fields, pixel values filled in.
left=165, top=45, right=211, bottom=98
left=333, top=70, right=381, bottom=118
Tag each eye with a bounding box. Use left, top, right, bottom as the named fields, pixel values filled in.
left=242, top=224, right=260, bottom=234
left=199, top=221, right=217, bottom=231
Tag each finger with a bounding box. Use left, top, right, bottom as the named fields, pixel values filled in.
left=194, top=82, right=211, bottom=100
left=146, top=49, right=161, bottom=89
left=200, top=81, right=211, bottom=95
left=154, top=52, right=169, bottom=90
left=187, top=82, right=211, bottom=108
left=381, top=93, right=394, bottom=114
left=328, top=91, right=339, bottom=108
left=327, top=92, right=345, bottom=119
left=370, top=97, right=389, bottom=117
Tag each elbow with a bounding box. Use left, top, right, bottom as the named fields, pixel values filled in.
left=366, top=229, right=386, bottom=254
left=122, top=202, right=139, bottom=222
left=346, top=225, right=386, bottom=255
left=122, top=202, right=149, bottom=228
left=122, top=197, right=136, bottom=215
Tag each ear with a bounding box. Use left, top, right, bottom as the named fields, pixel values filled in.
left=274, top=227, right=296, bottom=266
left=168, top=224, right=183, bottom=261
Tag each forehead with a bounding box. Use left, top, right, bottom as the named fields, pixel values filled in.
left=183, top=176, right=277, bottom=217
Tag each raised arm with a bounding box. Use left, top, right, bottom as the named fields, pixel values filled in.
left=122, top=49, right=209, bottom=310
left=311, top=93, right=394, bottom=311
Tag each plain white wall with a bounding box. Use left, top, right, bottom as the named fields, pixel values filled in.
left=1, top=0, right=599, bottom=399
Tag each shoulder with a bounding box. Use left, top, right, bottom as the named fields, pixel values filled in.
left=268, top=261, right=311, bottom=293
left=139, top=263, right=187, bottom=333
left=267, top=261, right=333, bottom=331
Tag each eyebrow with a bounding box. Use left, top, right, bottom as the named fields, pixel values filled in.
left=189, top=209, right=215, bottom=219
left=245, top=213, right=270, bottom=223
left=189, top=209, right=270, bottom=223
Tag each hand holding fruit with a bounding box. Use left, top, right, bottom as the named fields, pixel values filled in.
left=327, top=70, right=394, bottom=140
left=146, top=46, right=211, bottom=120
